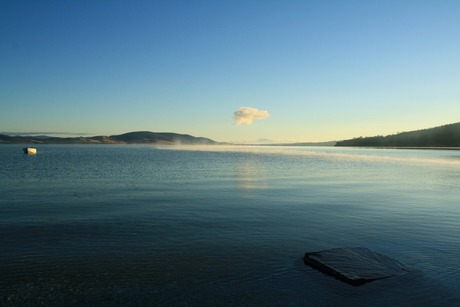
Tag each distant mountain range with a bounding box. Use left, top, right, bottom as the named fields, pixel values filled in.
left=0, top=131, right=219, bottom=145
left=336, top=122, right=460, bottom=148
left=262, top=141, right=337, bottom=147
left=2, top=122, right=459, bottom=147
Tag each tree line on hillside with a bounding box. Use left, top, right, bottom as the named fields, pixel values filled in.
left=336, top=122, right=460, bottom=147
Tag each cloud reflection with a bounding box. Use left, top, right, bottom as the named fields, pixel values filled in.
left=234, top=156, right=268, bottom=191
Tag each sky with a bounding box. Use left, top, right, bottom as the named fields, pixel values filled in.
left=1, top=0, right=459, bottom=143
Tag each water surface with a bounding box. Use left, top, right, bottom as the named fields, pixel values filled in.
left=1, top=145, right=459, bottom=305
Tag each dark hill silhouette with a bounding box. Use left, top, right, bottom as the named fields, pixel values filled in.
left=110, top=131, right=217, bottom=145
left=0, top=131, right=218, bottom=145
left=0, top=134, right=43, bottom=144
left=336, top=122, right=460, bottom=147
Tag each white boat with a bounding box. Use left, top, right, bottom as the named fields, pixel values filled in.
left=23, top=147, right=37, bottom=154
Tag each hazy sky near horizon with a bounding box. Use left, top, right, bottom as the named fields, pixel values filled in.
left=1, top=0, right=459, bottom=143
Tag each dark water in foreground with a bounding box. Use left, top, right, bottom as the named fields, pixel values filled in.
left=1, top=144, right=460, bottom=306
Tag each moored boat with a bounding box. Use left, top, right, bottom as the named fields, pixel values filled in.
left=23, top=147, right=37, bottom=154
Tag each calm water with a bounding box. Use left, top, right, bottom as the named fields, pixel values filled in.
left=1, top=144, right=460, bottom=306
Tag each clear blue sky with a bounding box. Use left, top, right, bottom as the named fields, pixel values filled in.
left=1, top=0, right=459, bottom=143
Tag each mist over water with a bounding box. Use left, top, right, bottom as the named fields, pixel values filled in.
left=1, top=144, right=459, bottom=305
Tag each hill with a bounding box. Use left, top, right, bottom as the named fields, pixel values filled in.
left=335, top=122, right=460, bottom=148
left=110, top=131, right=217, bottom=145
left=0, top=131, right=218, bottom=145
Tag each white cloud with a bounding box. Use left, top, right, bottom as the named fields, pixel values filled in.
left=233, top=107, right=270, bottom=125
